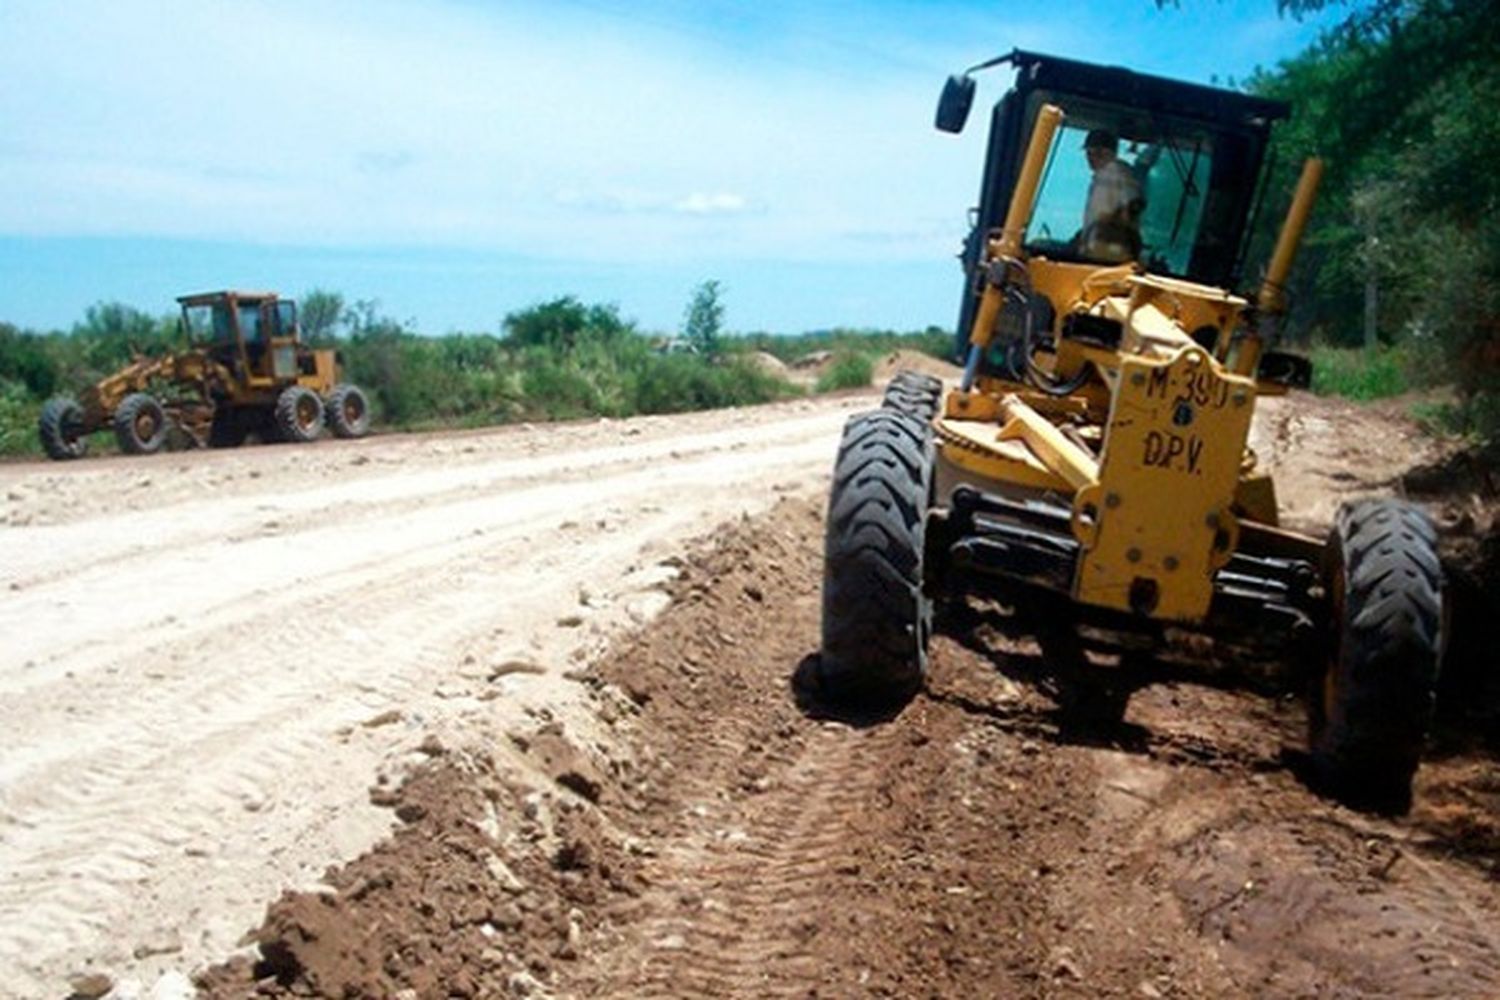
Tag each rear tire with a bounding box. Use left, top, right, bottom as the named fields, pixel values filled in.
left=274, top=386, right=324, bottom=444
left=38, top=397, right=89, bottom=460
left=882, top=370, right=943, bottom=421
left=819, top=409, right=934, bottom=707
left=113, top=393, right=169, bottom=455
left=324, top=383, right=371, bottom=439
left=1309, top=499, right=1444, bottom=812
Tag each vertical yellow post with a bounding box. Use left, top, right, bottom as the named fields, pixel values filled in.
left=965, top=104, right=1065, bottom=353
left=996, top=104, right=1066, bottom=259
left=1237, top=157, right=1323, bottom=376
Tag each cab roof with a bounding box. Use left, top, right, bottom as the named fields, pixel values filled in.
left=1004, top=49, right=1289, bottom=132
left=176, top=290, right=280, bottom=306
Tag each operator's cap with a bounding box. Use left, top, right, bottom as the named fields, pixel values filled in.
left=1083, top=128, right=1119, bottom=152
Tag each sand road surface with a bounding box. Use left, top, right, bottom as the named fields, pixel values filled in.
left=0, top=396, right=869, bottom=996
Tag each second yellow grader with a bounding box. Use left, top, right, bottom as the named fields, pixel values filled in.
left=39, top=290, right=370, bottom=459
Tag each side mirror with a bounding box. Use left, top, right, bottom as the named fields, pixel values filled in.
left=935, top=74, right=976, bottom=133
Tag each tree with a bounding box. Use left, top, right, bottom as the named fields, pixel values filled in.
left=74, top=302, right=162, bottom=343
left=682, top=280, right=725, bottom=357
left=300, top=288, right=345, bottom=345
left=501, top=296, right=631, bottom=352
left=72, top=301, right=176, bottom=372
left=1244, top=0, right=1500, bottom=437
left=0, top=322, right=59, bottom=397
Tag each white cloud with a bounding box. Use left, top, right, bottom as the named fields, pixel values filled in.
left=552, top=188, right=754, bottom=216
left=671, top=192, right=751, bottom=216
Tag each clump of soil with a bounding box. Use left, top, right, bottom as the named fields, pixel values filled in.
left=197, top=744, right=640, bottom=998
left=1403, top=444, right=1500, bottom=737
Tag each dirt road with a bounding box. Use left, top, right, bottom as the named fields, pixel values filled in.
left=0, top=396, right=870, bottom=996
left=5, top=387, right=1496, bottom=998
left=182, top=389, right=1497, bottom=1000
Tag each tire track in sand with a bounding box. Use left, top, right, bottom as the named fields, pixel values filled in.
left=610, top=722, right=899, bottom=998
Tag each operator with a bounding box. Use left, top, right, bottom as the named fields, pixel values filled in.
left=1080, top=129, right=1144, bottom=262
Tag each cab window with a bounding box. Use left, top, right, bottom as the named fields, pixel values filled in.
left=182, top=303, right=237, bottom=344
left=238, top=303, right=263, bottom=343
left=1024, top=119, right=1217, bottom=277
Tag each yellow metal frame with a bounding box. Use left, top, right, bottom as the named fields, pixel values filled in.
left=933, top=100, right=1326, bottom=624
left=1074, top=347, right=1254, bottom=619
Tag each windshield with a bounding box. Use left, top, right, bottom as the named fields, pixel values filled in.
left=182, top=303, right=236, bottom=343
left=1026, top=121, right=1214, bottom=276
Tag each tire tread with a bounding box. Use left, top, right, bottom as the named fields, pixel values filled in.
left=819, top=408, right=934, bottom=705
left=1312, top=498, right=1444, bottom=811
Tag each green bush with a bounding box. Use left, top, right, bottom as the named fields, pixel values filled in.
left=1413, top=385, right=1500, bottom=443
left=502, top=296, right=632, bottom=352
left=816, top=351, right=875, bottom=392
left=634, top=353, right=798, bottom=414
left=0, top=379, right=41, bottom=456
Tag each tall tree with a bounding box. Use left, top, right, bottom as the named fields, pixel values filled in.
left=682, top=280, right=726, bottom=357
left=300, top=289, right=345, bottom=345
left=1246, top=0, right=1499, bottom=438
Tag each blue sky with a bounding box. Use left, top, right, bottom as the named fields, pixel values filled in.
left=0, top=0, right=1353, bottom=335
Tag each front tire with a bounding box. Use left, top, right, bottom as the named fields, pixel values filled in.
left=819, top=409, right=934, bottom=707
left=1309, top=499, right=1444, bottom=812
left=38, top=397, right=89, bottom=460
left=113, top=393, right=169, bottom=455
left=274, top=386, right=324, bottom=444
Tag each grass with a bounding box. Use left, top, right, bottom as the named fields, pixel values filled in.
left=1309, top=340, right=1496, bottom=444
left=1308, top=344, right=1413, bottom=400
left=815, top=351, right=875, bottom=392
left=1412, top=389, right=1500, bottom=443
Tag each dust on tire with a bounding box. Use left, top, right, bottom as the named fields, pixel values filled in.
left=881, top=369, right=943, bottom=421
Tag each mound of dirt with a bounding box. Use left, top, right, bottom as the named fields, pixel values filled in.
left=790, top=349, right=833, bottom=371
left=873, top=348, right=962, bottom=384
left=197, top=731, right=645, bottom=998
left=744, top=350, right=790, bottom=379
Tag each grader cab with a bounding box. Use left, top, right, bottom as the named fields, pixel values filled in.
left=38, top=290, right=370, bottom=459
left=819, top=51, right=1445, bottom=812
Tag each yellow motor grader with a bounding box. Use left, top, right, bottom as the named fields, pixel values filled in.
left=38, top=290, right=370, bottom=459
left=819, top=51, right=1444, bottom=811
